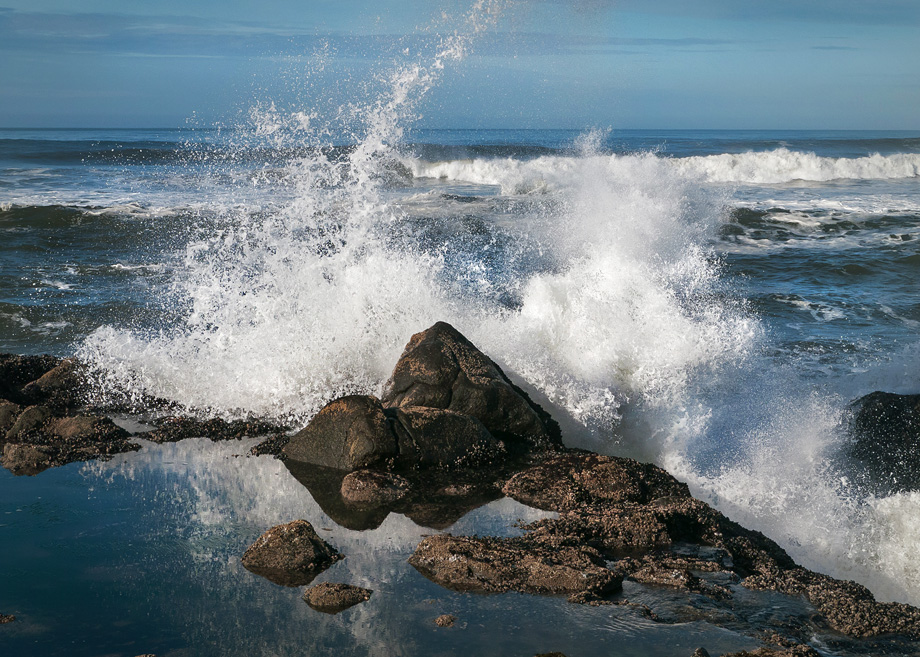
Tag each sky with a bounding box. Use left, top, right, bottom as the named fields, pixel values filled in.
left=1, top=0, right=919, bottom=129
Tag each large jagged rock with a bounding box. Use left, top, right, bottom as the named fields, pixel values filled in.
left=846, top=391, right=920, bottom=491
left=241, top=519, right=343, bottom=587
left=283, top=396, right=398, bottom=471
left=381, top=322, right=561, bottom=450
left=0, top=401, right=22, bottom=434
left=303, top=582, right=373, bottom=614
left=22, top=358, right=85, bottom=409
left=388, top=406, right=506, bottom=468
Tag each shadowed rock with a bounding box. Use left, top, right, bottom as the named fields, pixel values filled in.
left=381, top=322, right=561, bottom=450
left=388, top=406, right=506, bottom=469
left=847, top=391, right=920, bottom=491
left=146, top=415, right=288, bottom=444
left=22, top=358, right=85, bottom=409
left=283, top=396, right=398, bottom=471
left=502, top=450, right=691, bottom=511
left=0, top=354, right=61, bottom=403
left=340, top=469, right=411, bottom=508
left=0, top=401, right=21, bottom=434
left=303, top=582, right=372, bottom=614
left=242, top=520, right=343, bottom=587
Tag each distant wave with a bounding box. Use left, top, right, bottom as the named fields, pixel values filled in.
left=405, top=149, right=920, bottom=192
left=673, top=148, right=920, bottom=183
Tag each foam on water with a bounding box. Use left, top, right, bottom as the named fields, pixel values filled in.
left=406, top=148, right=920, bottom=192
left=77, top=1, right=920, bottom=609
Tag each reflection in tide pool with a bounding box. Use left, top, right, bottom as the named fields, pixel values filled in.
left=0, top=440, right=761, bottom=657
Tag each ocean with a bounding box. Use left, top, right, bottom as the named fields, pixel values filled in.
left=2, top=118, right=920, bottom=655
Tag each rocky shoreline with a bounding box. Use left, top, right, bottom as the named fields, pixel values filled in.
left=2, top=323, right=920, bottom=656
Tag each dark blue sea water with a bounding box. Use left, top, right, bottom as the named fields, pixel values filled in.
left=1, top=122, right=919, bottom=656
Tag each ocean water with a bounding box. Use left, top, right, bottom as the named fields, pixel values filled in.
left=2, top=18, right=920, bottom=655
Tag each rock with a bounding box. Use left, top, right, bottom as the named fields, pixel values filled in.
left=409, top=533, right=621, bottom=599
left=434, top=614, right=455, bottom=627
left=690, top=649, right=710, bottom=657
left=0, top=353, right=61, bottom=403
left=241, top=520, right=343, bottom=587
left=0, top=400, right=21, bottom=435
left=147, top=416, right=288, bottom=444
left=340, top=469, right=410, bottom=507
left=2, top=443, right=56, bottom=475
left=0, top=613, right=16, bottom=624
left=381, top=322, right=561, bottom=450
left=2, top=411, right=136, bottom=475
left=847, top=391, right=920, bottom=491
left=46, top=415, right=129, bottom=442
left=303, top=582, right=372, bottom=614
left=388, top=406, right=506, bottom=469
left=719, top=647, right=819, bottom=657
left=502, top=450, right=691, bottom=511
left=249, top=433, right=290, bottom=457
left=5, top=405, right=53, bottom=442
left=22, top=358, right=85, bottom=409
left=283, top=396, right=398, bottom=471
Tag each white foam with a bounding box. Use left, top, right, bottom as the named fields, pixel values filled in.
left=406, top=148, right=920, bottom=192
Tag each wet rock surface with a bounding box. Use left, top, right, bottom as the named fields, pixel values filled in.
left=146, top=415, right=287, bottom=444
left=381, top=321, right=561, bottom=451
left=0, top=614, right=15, bottom=624
left=303, top=582, right=372, bottom=614
left=340, top=469, right=411, bottom=507
left=410, top=447, right=920, bottom=648
left=434, top=614, right=455, bottom=627
left=241, top=520, right=343, bottom=587
left=283, top=322, right=562, bottom=472
left=846, top=391, right=920, bottom=491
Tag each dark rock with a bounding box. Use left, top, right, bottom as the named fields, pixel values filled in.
left=241, top=519, right=343, bottom=587
left=502, top=450, right=691, bottom=511
left=283, top=395, right=398, bottom=471
left=0, top=614, right=15, bottom=624
left=284, top=461, right=392, bottom=531
left=303, top=582, right=372, bottom=614
left=249, top=433, right=290, bottom=457
left=22, top=358, right=85, bottom=409
left=340, top=469, right=410, bottom=507
left=534, top=654, right=568, bottom=657
left=147, top=416, right=288, bottom=444
left=719, top=647, right=820, bottom=657
left=744, top=567, right=920, bottom=639
left=847, top=391, right=920, bottom=491
left=2, top=443, right=57, bottom=475
left=388, top=406, right=506, bottom=469
left=0, top=353, right=61, bottom=403
left=434, top=614, right=455, bottom=627
left=690, top=649, right=710, bottom=657
left=0, top=400, right=22, bottom=435
left=46, top=415, right=129, bottom=442
left=381, top=322, right=561, bottom=450
left=409, top=533, right=622, bottom=599
left=5, top=405, right=53, bottom=442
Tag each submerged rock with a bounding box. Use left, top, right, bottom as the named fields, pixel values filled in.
left=434, top=614, right=456, bottom=627
left=303, top=582, right=372, bottom=614
left=847, top=391, right=920, bottom=491
left=241, top=520, right=343, bottom=587
left=381, top=321, right=561, bottom=451
left=0, top=614, right=15, bottom=624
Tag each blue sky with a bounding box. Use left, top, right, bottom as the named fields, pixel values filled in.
left=1, top=0, right=918, bottom=129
